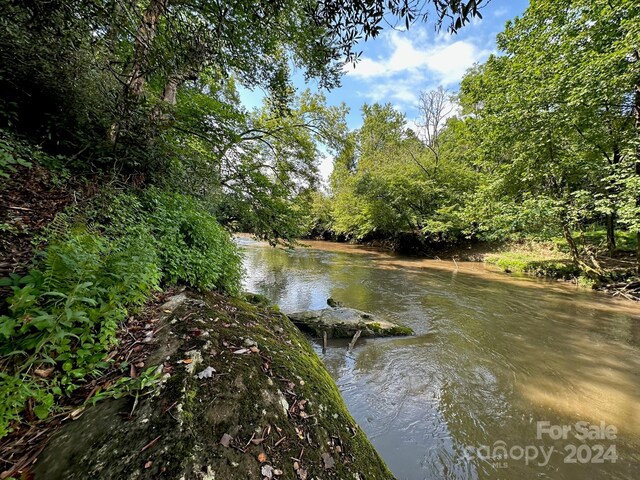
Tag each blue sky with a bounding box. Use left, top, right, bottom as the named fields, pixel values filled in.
left=238, top=0, right=529, bottom=179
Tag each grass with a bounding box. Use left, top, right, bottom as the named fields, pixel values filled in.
left=485, top=241, right=580, bottom=279
left=485, top=229, right=638, bottom=288
left=486, top=252, right=580, bottom=279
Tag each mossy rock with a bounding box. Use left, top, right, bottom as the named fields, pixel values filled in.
left=34, top=291, right=395, bottom=480
left=288, top=307, right=414, bottom=339
left=242, top=291, right=272, bottom=308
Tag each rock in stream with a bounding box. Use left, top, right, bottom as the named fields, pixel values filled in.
left=288, top=303, right=413, bottom=339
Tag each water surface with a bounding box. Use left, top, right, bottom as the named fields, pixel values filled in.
left=239, top=237, right=640, bottom=480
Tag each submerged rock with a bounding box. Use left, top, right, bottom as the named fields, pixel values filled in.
left=288, top=307, right=414, bottom=338
left=33, top=291, right=395, bottom=480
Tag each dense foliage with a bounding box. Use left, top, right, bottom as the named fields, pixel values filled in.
left=0, top=0, right=484, bottom=243
left=306, top=0, right=640, bottom=274
left=0, top=186, right=241, bottom=435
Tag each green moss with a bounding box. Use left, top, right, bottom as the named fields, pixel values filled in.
left=242, top=292, right=272, bottom=307
left=386, top=325, right=414, bottom=336
left=368, top=322, right=413, bottom=336
left=486, top=252, right=579, bottom=279
left=34, top=291, right=395, bottom=479
left=190, top=292, right=395, bottom=479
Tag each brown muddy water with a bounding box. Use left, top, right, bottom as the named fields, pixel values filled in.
left=238, top=237, right=640, bottom=480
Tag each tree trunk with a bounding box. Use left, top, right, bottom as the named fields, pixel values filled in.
left=562, top=222, right=582, bottom=266
left=150, top=73, right=186, bottom=121
left=127, top=0, right=168, bottom=97
left=161, top=75, right=181, bottom=105
left=562, top=221, right=601, bottom=280
left=606, top=213, right=616, bottom=256
left=606, top=145, right=621, bottom=256
left=109, top=0, right=168, bottom=146
left=635, top=80, right=640, bottom=271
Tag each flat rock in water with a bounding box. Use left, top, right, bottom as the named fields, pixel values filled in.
left=288, top=307, right=413, bottom=338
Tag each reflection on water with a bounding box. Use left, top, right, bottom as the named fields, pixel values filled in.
left=239, top=237, right=640, bottom=480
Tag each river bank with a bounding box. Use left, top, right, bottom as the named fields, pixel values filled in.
left=291, top=234, right=640, bottom=301
left=6, top=289, right=393, bottom=479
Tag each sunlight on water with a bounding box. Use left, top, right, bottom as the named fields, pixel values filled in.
left=238, top=237, right=640, bottom=480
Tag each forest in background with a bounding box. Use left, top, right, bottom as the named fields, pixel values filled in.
left=302, top=0, right=640, bottom=287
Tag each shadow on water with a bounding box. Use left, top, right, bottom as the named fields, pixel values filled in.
left=239, top=237, right=640, bottom=480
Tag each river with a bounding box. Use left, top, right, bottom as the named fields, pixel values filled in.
left=238, top=237, right=640, bottom=480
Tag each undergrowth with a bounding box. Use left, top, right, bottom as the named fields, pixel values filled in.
left=0, top=187, right=242, bottom=437
left=484, top=240, right=580, bottom=280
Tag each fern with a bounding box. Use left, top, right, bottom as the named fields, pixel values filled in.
left=0, top=186, right=241, bottom=436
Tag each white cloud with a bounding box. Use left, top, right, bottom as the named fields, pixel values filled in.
left=493, top=7, right=509, bottom=17
left=361, top=73, right=423, bottom=105
left=345, top=31, right=491, bottom=87
left=425, top=41, right=487, bottom=84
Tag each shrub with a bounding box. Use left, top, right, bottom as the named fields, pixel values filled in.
left=0, top=187, right=242, bottom=436
left=0, top=131, right=33, bottom=178
left=138, top=189, right=243, bottom=293
left=0, top=226, right=160, bottom=435
left=99, top=188, right=243, bottom=293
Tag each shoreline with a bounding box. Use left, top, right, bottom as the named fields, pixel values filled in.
left=237, top=234, right=640, bottom=302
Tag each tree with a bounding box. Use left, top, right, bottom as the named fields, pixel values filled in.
left=326, top=103, right=477, bottom=245
left=0, top=0, right=490, bottom=245
left=416, top=86, right=455, bottom=171
left=454, top=0, right=640, bottom=273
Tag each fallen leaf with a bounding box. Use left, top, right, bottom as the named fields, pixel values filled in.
left=196, top=366, right=216, bottom=379
left=249, top=346, right=259, bottom=353
left=273, top=469, right=283, bottom=476
left=220, top=433, right=233, bottom=447
left=144, top=460, right=153, bottom=469
left=321, top=452, right=335, bottom=470
left=257, top=452, right=268, bottom=463
left=296, top=467, right=307, bottom=480
left=233, top=348, right=249, bottom=354
left=261, top=464, right=274, bottom=479
left=34, top=367, right=54, bottom=378
left=70, top=407, right=85, bottom=420
left=182, top=358, right=193, bottom=364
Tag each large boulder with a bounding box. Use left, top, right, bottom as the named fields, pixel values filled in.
left=32, top=291, right=395, bottom=480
